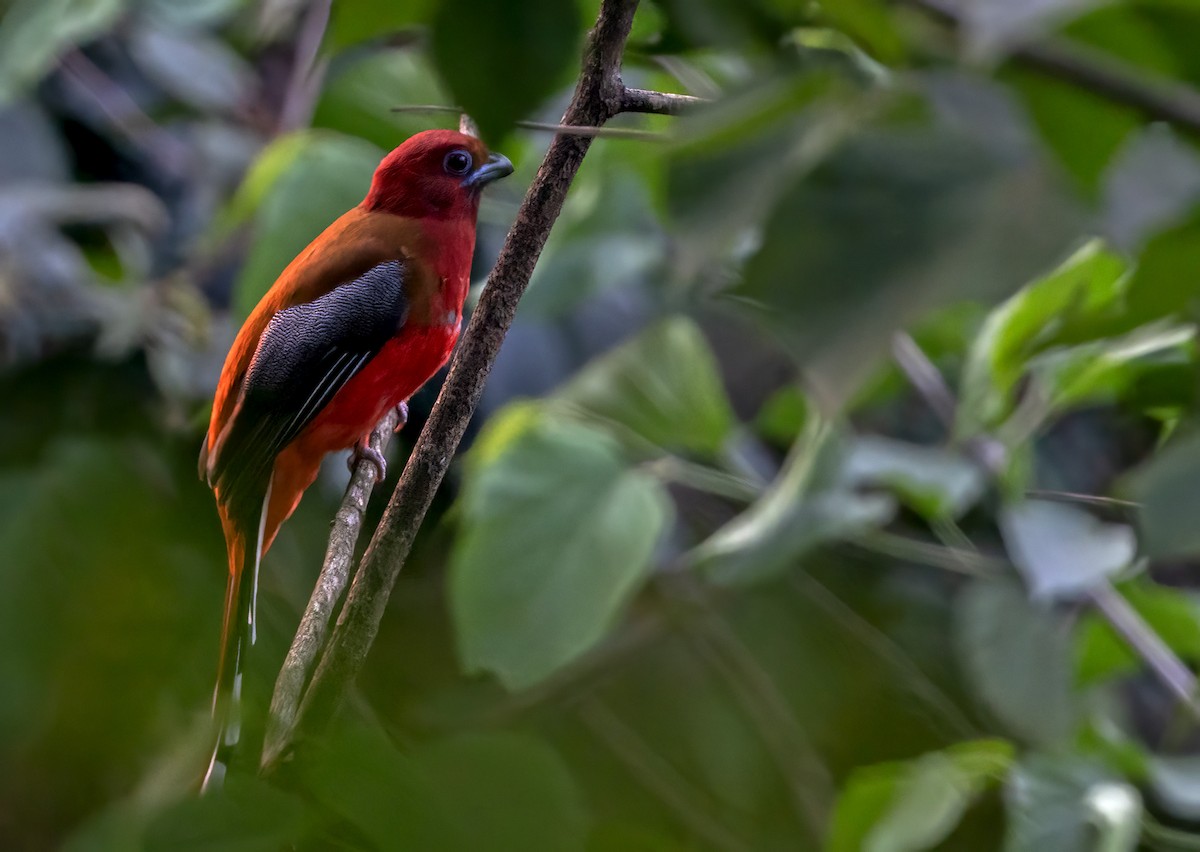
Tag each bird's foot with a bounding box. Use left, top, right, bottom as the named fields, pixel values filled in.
left=349, top=440, right=387, bottom=481
left=393, top=401, right=409, bottom=433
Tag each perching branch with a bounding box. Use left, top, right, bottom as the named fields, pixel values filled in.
left=266, top=0, right=647, bottom=762
left=898, top=0, right=1200, bottom=138
left=261, top=405, right=402, bottom=768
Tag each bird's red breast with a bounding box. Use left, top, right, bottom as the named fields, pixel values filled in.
left=198, top=129, right=512, bottom=791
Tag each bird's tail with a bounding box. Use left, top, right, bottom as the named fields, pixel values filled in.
left=201, top=497, right=267, bottom=793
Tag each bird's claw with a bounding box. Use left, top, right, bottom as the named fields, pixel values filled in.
left=394, top=401, right=409, bottom=434
left=349, top=441, right=387, bottom=481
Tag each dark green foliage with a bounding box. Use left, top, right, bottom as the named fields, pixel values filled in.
left=7, top=0, right=1200, bottom=848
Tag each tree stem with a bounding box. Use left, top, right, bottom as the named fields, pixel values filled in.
left=268, top=0, right=644, bottom=762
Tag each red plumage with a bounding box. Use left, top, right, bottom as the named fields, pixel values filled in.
left=198, top=129, right=511, bottom=787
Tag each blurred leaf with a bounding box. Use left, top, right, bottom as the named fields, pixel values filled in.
left=816, top=0, right=905, bottom=62
left=451, top=405, right=670, bottom=689
left=554, top=317, right=737, bottom=457
left=739, top=103, right=1081, bottom=407
left=957, top=240, right=1129, bottom=436
left=143, top=776, right=312, bottom=851
left=755, top=384, right=809, bottom=447
left=1121, top=211, right=1200, bottom=329
left=1005, top=755, right=1140, bottom=852
left=697, top=421, right=895, bottom=585
left=325, top=0, right=433, bottom=47
left=1076, top=581, right=1200, bottom=685
left=1030, top=321, right=1194, bottom=414
left=416, top=732, right=589, bottom=852
left=1000, top=500, right=1135, bottom=600
left=1065, top=0, right=1200, bottom=89
left=314, top=48, right=452, bottom=153
left=956, top=0, right=1109, bottom=60
left=956, top=580, right=1077, bottom=746
left=127, top=18, right=255, bottom=114
left=230, top=131, right=382, bottom=316
left=667, top=72, right=854, bottom=272
left=1003, top=67, right=1140, bottom=192
left=842, top=436, right=987, bottom=520
left=1149, top=754, right=1200, bottom=822
left=828, top=740, right=1013, bottom=852
left=1125, top=430, right=1200, bottom=557
left=301, top=726, right=587, bottom=851
left=429, top=0, right=583, bottom=142
left=0, top=0, right=126, bottom=102
left=1102, top=125, right=1200, bottom=252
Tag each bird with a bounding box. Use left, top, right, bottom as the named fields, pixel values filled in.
left=197, top=129, right=513, bottom=789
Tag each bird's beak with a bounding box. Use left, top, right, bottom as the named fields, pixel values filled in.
left=464, top=152, right=514, bottom=188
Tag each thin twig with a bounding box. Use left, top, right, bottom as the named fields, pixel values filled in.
left=1087, top=582, right=1200, bottom=719
left=891, top=331, right=1008, bottom=474
left=891, top=331, right=956, bottom=428
left=790, top=573, right=977, bottom=738
left=509, top=120, right=666, bottom=141
left=663, top=576, right=832, bottom=842
left=260, top=407, right=401, bottom=769
left=279, top=0, right=643, bottom=753
left=897, top=0, right=1200, bottom=137
left=276, top=0, right=331, bottom=133
left=891, top=335, right=1200, bottom=725
left=1024, top=489, right=1140, bottom=510
left=390, top=103, right=685, bottom=139
left=578, top=700, right=749, bottom=852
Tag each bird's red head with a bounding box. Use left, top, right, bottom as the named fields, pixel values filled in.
left=362, top=129, right=513, bottom=220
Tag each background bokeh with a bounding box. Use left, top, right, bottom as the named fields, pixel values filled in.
left=3, top=0, right=1200, bottom=849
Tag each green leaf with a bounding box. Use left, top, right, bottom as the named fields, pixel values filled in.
left=956, top=580, right=1077, bottom=746
left=1148, top=754, right=1200, bottom=822
left=1029, top=321, right=1194, bottom=415
left=957, top=241, right=1129, bottom=436
left=1004, top=66, right=1140, bottom=191
left=1125, top=430, right=1200, bottom=557
left=955, top=0, right=1110, bottom=59
left=300, top=726, right=588, bottom=851
left=554, top=317, right=737, bottom=458
left=755, top=385, right=809, bottom=447
left=143, top=776, right=312, bottom=852
left=325, top=0, right=433, bottom=48
left=429, top=0, right=583, bottom=142
left=815, top=0, right=905, bottom=63
left=1122, top=211, right=1200, bottom=329
left=313, top=48, right=452, bottom=154
left=696, top=421, right=895, bottom=585
left=1000, top=500, right=1135, bottom=600
left=451, top=405, right=670, bottom=689
left=416, top=732, right=590, bottom=852
left=739, top=95, right=1081, bottom=406
left=842, top=436, right=987, bottom=520
left=1102, top=125, right=1200, bottom=252
left=1075, top=581, right=1200, bottom=685
left=1005, top=755, right=1141, bottom=852
left=230, top=131, right=383, bottom=317
left=0, top=0, right=126, bottom=102
left=667, top=71, right=856, bottom=276
left=828, top=740, right=1014, bottom=852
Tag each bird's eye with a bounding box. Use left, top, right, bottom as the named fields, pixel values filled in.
left=443, top=149, right=473, bottom=175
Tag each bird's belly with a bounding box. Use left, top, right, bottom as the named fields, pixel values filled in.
left=300, top=324, right=459, bottom=452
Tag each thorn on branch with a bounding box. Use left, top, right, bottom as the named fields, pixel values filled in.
left=620, top=87, right=706, bottom=115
